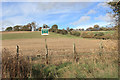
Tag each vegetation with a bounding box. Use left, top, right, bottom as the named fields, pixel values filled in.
left=2, top=48, right=30, bottom=78
left=70, top=31, right=80, bottom=36
left=2, top=45, right=118, bottom=78
left=5, top=27, right=13, bottom=31
left=2, top=31, right=116, bottom=40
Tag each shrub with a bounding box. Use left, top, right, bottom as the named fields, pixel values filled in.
left=56, top=29, right=62, bottom=34
left=61, top=30, right=68, bottom=35
left=81, top=32, right=93, bottom=38
left=94, top=32, right=105, bottom=39
left=70, top=31, right=80, bottom=36
left=94, top=32, right=104, bottom=37
left=49, top=29, right=57, bottom=32
left=101, top=34, right=113, bottom=40
left=2, top=48, right=30, bottom=78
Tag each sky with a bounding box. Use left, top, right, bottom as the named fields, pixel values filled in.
left=0, top=0, right=116, bottom=31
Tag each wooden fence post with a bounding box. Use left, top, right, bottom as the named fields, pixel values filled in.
left=16, top=45, right=20, bottom=77
left=73, top=42, right=77, bottom=62
left=45, top=39, right=48, bottom=64
left=16, top=45, right=19, bottom=59
left=30, top=56, right=32, bottom=78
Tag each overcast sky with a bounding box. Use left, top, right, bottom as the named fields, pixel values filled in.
left=0, top=0, right=116, bottom=31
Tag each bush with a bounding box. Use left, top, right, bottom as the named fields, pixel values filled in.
left=61, top=30, right=68, bottom=35
left=94, top=32, right=104, bottom=36
left=56, top=29, right=62, bottom=34
left=70, top=31, right=80, bottom=36
left=49, top=29, right=57, bottom=32
left=2, top=48, right=30, bottom=78
left=94, top=32, right=105, bottom=39
left=81, top=32, right=94, bottom=38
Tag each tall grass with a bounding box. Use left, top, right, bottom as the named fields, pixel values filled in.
left=2, top=48, right=30, bottom=78
left=2, top=40, right=118, bottom=78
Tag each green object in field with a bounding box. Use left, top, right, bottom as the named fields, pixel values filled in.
left=41, top=29, right=49, bottom=35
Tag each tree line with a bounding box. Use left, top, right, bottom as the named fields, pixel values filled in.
left=5, top=23, right=117, bottom=32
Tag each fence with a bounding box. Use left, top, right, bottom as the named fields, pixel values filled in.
left=14, top=39, right=106, bottom=64
left=2, top=39, right=118, bottom=78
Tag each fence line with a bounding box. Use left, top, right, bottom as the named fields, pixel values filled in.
left=13, top=40, right=117, bottom=64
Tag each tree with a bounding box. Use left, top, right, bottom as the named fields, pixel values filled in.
left=69, top=28, right=73, bottom=32
left=94, top=24, right=99, bottom=28
left=67, top=27, right=70, bottom=32
left=13, top=25, right=22, bottom=31
left=81, top=28, right=84, bottom=31
left=93, top=25, right=100, bottom=31
left=43, top=24, right=49, bottom=28
left=38, top=27, right=42, bottom=31
left=31, top=22, right=36, bottom=31
left=99, top=27, right=107, bottom=31
left=108, top=0, right=120, bottom=39
left=5, top=27, right=12, bottom=31
left=52, top=24, right=58, bottom=29
left=86, top=27, right=93, bottom=31
left=108, top=0, right=120, bottom=28
left=22, top=25, right=31, bottom=31
left=27, top=23, right=32, bottom=31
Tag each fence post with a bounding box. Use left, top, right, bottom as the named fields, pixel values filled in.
left=99, top=41, right=103, bottom=56
left=16, top=45, right=20, bottom=77
left=73, top=42, right=77, bottom=62
left=30, top=56, right=32, bottom=78
left=16, top=45, right=19, bottom=59
left=45, top=39, right=48, bottom=64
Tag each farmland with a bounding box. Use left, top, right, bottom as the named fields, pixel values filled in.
left=1, top=31, right=118, bottom=78
left=1, top=31, right=115, bottom=40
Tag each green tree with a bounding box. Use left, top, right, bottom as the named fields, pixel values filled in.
left=27, top=23, right=32, bottom=31
left=94, top=24, right=99, bottom=28
left=43, top=24, right=49, bottom=28
left=38, top=27, right=42, bottom=31
left=5, top=27, right=12, bottom=31
left=22, top=25, right=31, bottom=31
left=108, top=0, right=120, bottom=30
left=86, top=27, right=93, bottom=31
left=52, top=24, right=58, bottom=29
left=13, top=25, right=22, bottom=31
left=69, top=28, right=73, bottom=32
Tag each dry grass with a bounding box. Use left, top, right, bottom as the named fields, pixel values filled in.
left=2, top=31, right=118, bottom=78
left=2, top=48, right=31, bottom=78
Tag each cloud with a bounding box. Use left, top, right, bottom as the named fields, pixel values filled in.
left=1, top=0, right=110, bottom=2
left=97, top=2, right=110, bottom=8
left=1, top=2, right=93, bottom=28
left=75, top=22, right=113, bottom=29
left=94, top=13, right=114, bottom=22
left=71, top=16, right=91, bottom=25
left=87, top=10, right=96, bottom=15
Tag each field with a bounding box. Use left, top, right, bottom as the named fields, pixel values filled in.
left=1, top=31, right=118, bottom=78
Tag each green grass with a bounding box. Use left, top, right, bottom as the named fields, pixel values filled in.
left=2, top=31, right=82, bottom=40
left=79, top=31, right=115, bottom=34
left=2, top=31, right=115, bottom=40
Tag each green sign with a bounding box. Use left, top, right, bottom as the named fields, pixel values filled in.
left=41, top=29, right=49, bottom=35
